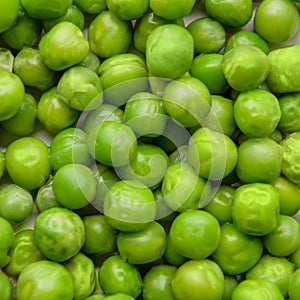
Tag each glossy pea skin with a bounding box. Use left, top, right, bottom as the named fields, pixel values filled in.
left=0, top=216, right=14, bottom=268
left=13, top=47, right=58, bottom=91
left=33, top=207, right=85, bottom=262
left=88, top=10, right=133, bottom=59
left=1, top=92, right=37, bottom=137
left=0, top=0, right=19, bottom=33
left=0, top=271, right=13, bottom=300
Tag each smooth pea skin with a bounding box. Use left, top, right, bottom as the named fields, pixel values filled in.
left=74, top=0, right=107, bottom=14
left=231, top=279, right=284, bottom=300
left=232, top=183, right=280, bottom=236
left=0, top=271, right=13, bottom=300
left=246, top=254, right=295, bottom=297
left=0, top=0, right=19, bottom=33
left=4, top=229, right=44, bottom=277
left=0, top=184, right=34, bottom=223
left=187, top=127, right=238, bottom=180
left=57, top=66, right=103, bottom=111
left=17, top=260, right=74, bottom=300
left=143, top=265, right=177, bottom=300
left=13, top=47, right=58, bottom=91
left=162, top=162, right=211, bottom=212
left=103, top=180, right=156, bottom=232
left=99, top=255, right=143, bottom=298
left=222, top=45, right=270, bottom=92
left=116, top=143, right=170, bottom=190
left=37, top=86, right=80, bottom=133
left=33, top=207, right=85, bottom=262
left=88, top=10, right=132, bottom=58
left=288, top=268, right=300, bottom=300
left=20, top=0, right=72, bottom=19
left=171, top=259, right=224, bottom=300
left=163, top=76, right=211, bottom=128
left=263, top=214, right=300, bottom=257
left=39, top=21, right=89, bottom=71
left=82, top=214, right=117, bottom=256
left=146, top=24, right=194, bottom=79
left=5, top=137, right=51, bottom=191
left=0, top=216, right=14, bottom=268
left=63, top=252, right=96, bottom=300
left=0, top=69, right=25, bottom=121
left=236, top=138, right=283, bottom=183
left=117, top=221, right=167, bottom=264
left=254, top=0, right=299, bottom=44
left=103, top=294, right=134, bottom=300
left=234, top=89, right=281, bottom=137
left=49, top=127, right=91, bottom=171
left=52, top=163, right=97, bottom=210
left=87, top=121, right=137, bottom=167
left=202, top=95, right=236, bottom=136
left=170, top=209, right=220, bottom=260
left=1, top=92, right=37, bottom=136
left=211, top=223, right=263, bottom=275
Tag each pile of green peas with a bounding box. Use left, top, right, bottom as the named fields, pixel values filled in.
left=2, top=0, right=300, bottom=299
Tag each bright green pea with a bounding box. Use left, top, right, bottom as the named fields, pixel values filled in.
left=4, top=229, right=45, bottom=277
left=42, top=5, right=85, bottom=32
left=103, top=180, right=156, bottom=232
left=224, top=30, right=269, bottom=54
left=190, top=54, right=229, bottom=95
left=162, top=162, right=211, bottom=212
left=87, top=121, right=137, bottom=167
left=133, top=11, right=184, bottom=53
left=0, top=0, right=19, bottom=33
left=57, top=66, right=103, bottom=111
left=116, top=143, right=170, bottom=190
left=84, top=104, right=124, bottom=135
left=49, top=127, right=91, bottom=171
left=236, top=138, right=283, bottom=183
left=88, top=11, right=132, bottom=59
left=0, top=69, right=25, bottom=121
left=246, top=254, right=295, bottom=297
left=5, top=137, right=51, bottom=191
left=222, top=45, right=270, bottom=92
left=33, top=207, right=85, bottom=262
left=98, top=53, right=148, bottom=106
left=117, top=221, right=167, bottom=264
left=211, top=223, right=263, bottom=275
left=232, top=183, right=280, bottom=236
left=1, top=93, right=37, bottom=136
left=288, top=269, right=300, bottom=300
left=0, top=48, right=14, bottom=72
left=0, top=184, right=34, bottom=224
left=123, top=92, right=167, bottom=138
left=73, top=0, right=107, bottom=14
left=146, top=24, right=194, bottom=79
left=187, top=127, right=238, bottom=180
left=202, top=95, right=236, bottom=136
left=2, top=8, right=42, bottom=50
left=99, top=255, right=142, bottom=298
left=187, top=17, right=226, bottom=54
left=263, top=215, right=300, bottom=257
left=17, top=260, right=75, bottom=300
left=53, top=163, right=97, bottom=210
left=39, top=21, right=89, bottom=71
left=37, top=87, right=80, bottom=133
left=63, top=252, right=96, bottom=300
left=223, top=275, right=238, bottom=300
left=163, top=234, right=187, bottom=267
left=35, top=178, right=62, bottom=213
left=77, top=51, right=101, bottom=73
left=143, top=264, right=177, bottom=300
left=0, top=216, right=14, bottom=268
left=0, top=271, right=13, bottom=300
left=82, top=214, right=117, bottom=256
